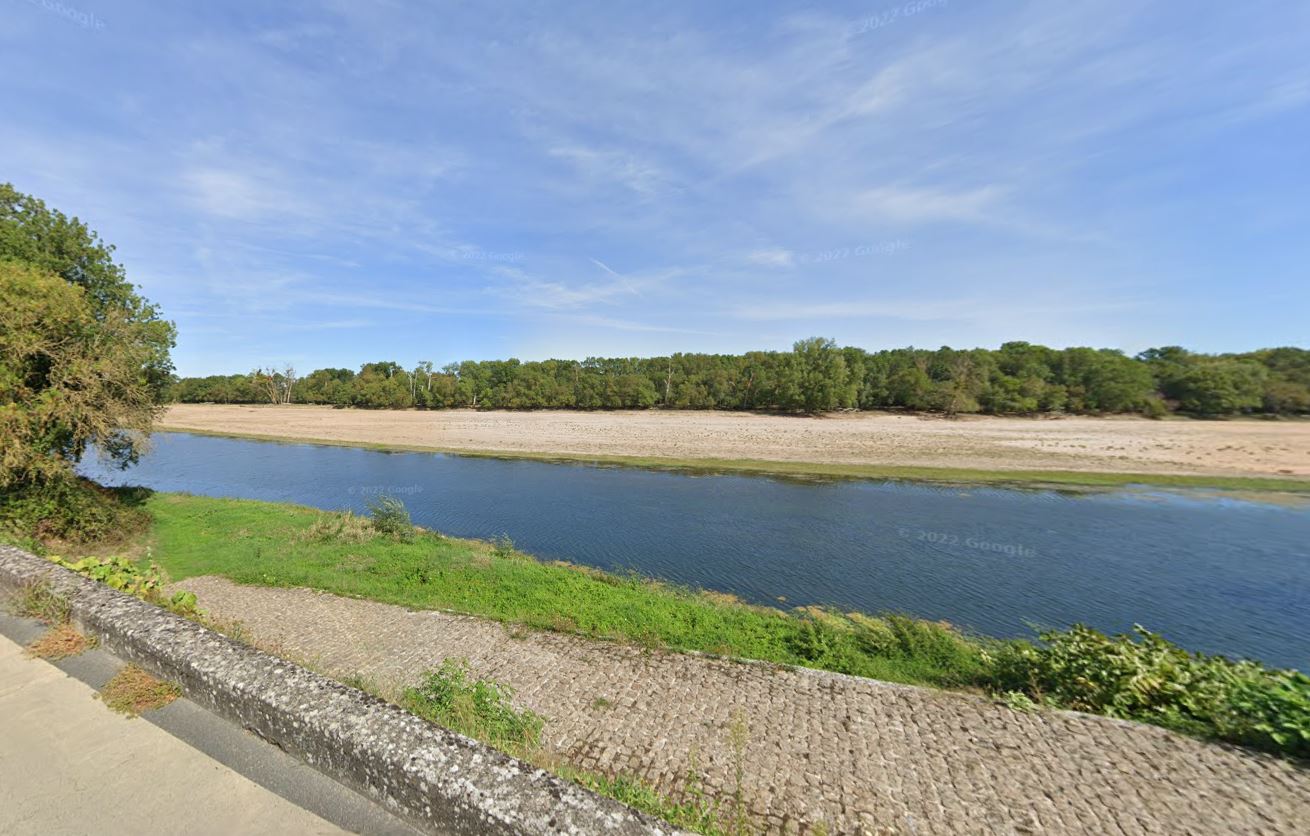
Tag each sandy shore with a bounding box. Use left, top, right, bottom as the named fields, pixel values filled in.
left=159, top=404, right=1310, bottom=480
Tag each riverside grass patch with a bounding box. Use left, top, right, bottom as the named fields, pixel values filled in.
left=143, top=493, right=988, bottom=688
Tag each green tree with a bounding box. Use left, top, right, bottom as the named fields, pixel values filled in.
left=0, top=184, right=174, bottom=505
left=0, top=183, right=174, bottom=401
left=790, top=337, right=850, bottom=413
left=0, top=261, right=162, bottom=487
left=1174, top=362, right=1267, bottom=415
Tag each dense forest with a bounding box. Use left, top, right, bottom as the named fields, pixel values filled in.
left=167, top=340, right=1310, bottom=417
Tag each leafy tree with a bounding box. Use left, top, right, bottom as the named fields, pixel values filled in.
left=1173, top=362, right=1267, bottom=415
left=0, top=261, right=162, bottom=487
left=0, top=183, right=174, bottom=401
left=1262, top=380, right=1310, bottom=414
left=790, top=337, right=850, bottom=412
left=0, top=185, right=174, bottom=515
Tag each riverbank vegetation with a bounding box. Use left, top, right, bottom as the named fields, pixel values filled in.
left=22, top=490, right=1300, bottom=760
left=144, top=493, right=989, bottom=688
left=0, top=183, right=174, bottom=544
left=169, top=340, right=1310, bottom=418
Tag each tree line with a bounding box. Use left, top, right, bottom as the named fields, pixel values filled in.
left=168, top=339, right=1310, bottom=417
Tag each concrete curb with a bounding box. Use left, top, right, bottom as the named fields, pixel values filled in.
left=0, top=546, right=685, bottom=836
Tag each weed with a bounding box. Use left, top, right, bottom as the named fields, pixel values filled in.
left=42, top=554, right=203, bottom=619
left=13, top=580, right=71, bottom=624
left=402, top=658, right=544, bottom=758
left=997, top=690, right=1039, bottom=713
left=202, top=614, right=253, bottom=644
left=341, top=671, right=385, bottom=698
left=304, top=511, right=375, bottom=544
left=26, top=624, right=95, bottom=659
left=98, top=665, right=181, bottom=716
left=552, top=765, right=726, bottom=835
left=591, top=696, right=613, bottom=711
left=47, top=554, right=162, bottom=598
left=367, top=496, right=414, bottom=541
left=491, top=533, right=516, bottom=559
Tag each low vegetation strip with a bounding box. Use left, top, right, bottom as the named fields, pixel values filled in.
left=139, top=492, right=1309, bottom=760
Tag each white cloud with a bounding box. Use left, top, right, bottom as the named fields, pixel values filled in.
left=181, top=168, right=307, bottom=221
left=854, top=185, right=1008, bottom=225
left=548, top=145, right=672, bottom=197
left=747, top=249, right=796, bottom=268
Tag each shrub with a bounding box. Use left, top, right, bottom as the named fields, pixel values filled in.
left=985, top=624, right=1310, bottom=758
left=0, top=478, right=151, bottom=544
left=491, top=533, right=516, bottom=558
left=366, top=495, right=414, bottom=540
left=402, top=658, right=544, bottom=757
left=44, top=553, right=199, bottom=617
left=0, top=186, right=174, bottom=492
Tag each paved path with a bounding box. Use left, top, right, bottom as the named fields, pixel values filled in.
left=180, top=577, right=1310, bottom=836
left=0, top=632, right=349, bottom=836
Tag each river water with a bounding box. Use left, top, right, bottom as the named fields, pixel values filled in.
left=80, top=432, right=1310, bottom=668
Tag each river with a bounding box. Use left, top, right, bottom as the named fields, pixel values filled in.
left=80, top=432, right=1310, bottom=668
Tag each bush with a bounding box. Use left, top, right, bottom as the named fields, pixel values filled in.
left=0, top=477, right=151, bottom=544
left=366, top=495, right=414, bottom=540
left=45, top=553, right=199, bottom=617
left=491, top=533, right=516, bottom=559
left=986, top=624, right=1310, bottom=758
left=402, top=658, right=544, bottom=757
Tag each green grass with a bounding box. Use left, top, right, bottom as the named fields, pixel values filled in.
left=144, top=492, right=988, bottom=688
left=156, top=426, right=1310, bottom=494
left=402, top=658, right=545, bottom=758
left=552, top=767, right=728, bottom=835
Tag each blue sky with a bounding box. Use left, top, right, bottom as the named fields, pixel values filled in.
left=4, top=1, right=1308, bottom=376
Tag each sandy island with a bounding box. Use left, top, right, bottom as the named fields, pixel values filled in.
left=159, top=404, right=1310, bottom=481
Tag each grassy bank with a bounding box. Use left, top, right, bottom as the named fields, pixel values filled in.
left=143, top=492, right=988, bottom=687
left=157, top=425, right=1310, bottom=493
